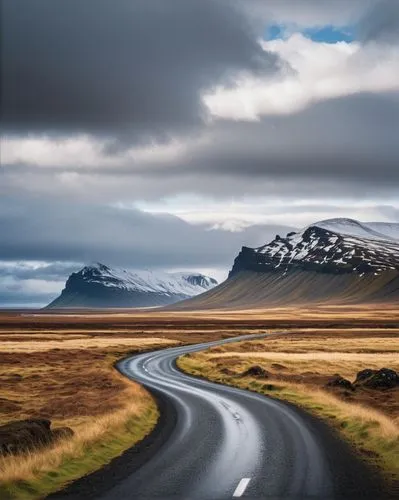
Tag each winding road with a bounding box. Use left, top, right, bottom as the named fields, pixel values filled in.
left=55, top=334, right=386, bottom=500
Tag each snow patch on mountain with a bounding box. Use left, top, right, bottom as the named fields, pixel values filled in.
left=230, top=218, right=399, bottom=277
left=81, top=263, right=217, bottom=296
left=314, top=218, right=399, bottom=242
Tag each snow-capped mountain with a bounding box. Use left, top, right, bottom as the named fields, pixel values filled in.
left=174, top=218, right=399, bottom=310
left=47, top=263, right=218, bottom=308
left=314, top=218, right=399, bottom=242
left=229, top=219, right=399, bottom=277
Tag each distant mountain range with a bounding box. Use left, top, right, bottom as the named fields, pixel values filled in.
left=47, top=263, right=217, bottom=308
left=175, top=218, right=399, bottom=309
left=47, top=218, right=399, bottom=310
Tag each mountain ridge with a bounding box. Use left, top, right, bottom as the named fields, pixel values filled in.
left=229, top=221, right=399, bottom=278
left=47, top=263, right=218, bottom=309
left=174, top=218, right=399, bottom=309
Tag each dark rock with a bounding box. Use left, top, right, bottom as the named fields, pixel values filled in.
left=0, top=418, right=74, bottom=455
left=326, top=375, right=354, bottom=391
left=241, top=365, right=269, bottom=378
left=228, top=224, right=399, bottom=279
left=354, top=369, right=377, bottom=384
left=362, top=368, right=399, bottom=389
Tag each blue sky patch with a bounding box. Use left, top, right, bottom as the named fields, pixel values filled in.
left=304, top=25, right=355, bottom=43
left=265, top=25, right=286, bottom=41
left=265, top=24, right=355, bottom=44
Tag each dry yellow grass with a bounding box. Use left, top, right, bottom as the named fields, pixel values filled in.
left=0, top=337, right=179, bottom=428
left=234, top=330, right=399, bottom=352
left=0, top=315, right=243, bottom=498
left=0, top=310, right=398, bottom=496
left=0, top=383, right=154, bottom=483
left=178, top=329, right=399, bottom=479
left=0, top=332, right=180, bottom=498
left=2, top=303, right=399, bottom=328
left=208, top=351, right=399, bottom=377
left=0, top=336, right=175, bottom=352
left=207, top=330, right=399, bottom=380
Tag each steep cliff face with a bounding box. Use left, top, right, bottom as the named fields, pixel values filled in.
left=47, top=263, right=217, bottom=308
left=229, top=221, right=399, bottom=278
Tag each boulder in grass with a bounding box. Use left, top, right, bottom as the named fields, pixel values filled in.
left=362, top=368, right=399, bottom=389
left=354, top=369, right=377, bottom=384
left=241, top=365, right=270, bottom=378
left=326, top=375, right=354, bottom=391
left=0, top=418, right=74, bottom=455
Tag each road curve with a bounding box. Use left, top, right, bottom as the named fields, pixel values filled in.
left=54, top=334, right=386, bottom=500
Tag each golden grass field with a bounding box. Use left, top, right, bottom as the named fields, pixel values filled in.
left=0, top=306, right=398, bottom=497
left=178, top=327, right=399, bottom=483
left=0, top=311, right=244, bottom=499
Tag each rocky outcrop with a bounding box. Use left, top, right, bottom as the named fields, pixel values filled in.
left=229, top=224, right=399, bottom=278
left=0, top=419, right=74, bottom=455
left=326, top=375, right=355, bottom=391
left=354, top=369, right=377, bottom=384
left=241, top=365, right=270, bottom=378
left=355, top=368, right=399, bottom=389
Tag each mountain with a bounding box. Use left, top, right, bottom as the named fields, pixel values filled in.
left=311, top=218, right=399, bottom=242
left=173, top=219, right=399, bottom=309
left=47, top=263, right=218, bottom=309
left=229, top=218, right=399, bottom=277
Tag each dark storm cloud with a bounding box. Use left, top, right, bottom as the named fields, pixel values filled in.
left=5, top=92, right=396, bottom=196
left=1, top=0, right=279, bottom=141
left=0, top=262, right=79, bottom=282
left=0, top=262, right=72, bottom=307
left=359, top=0, right=399, bottom=43
left=0, top=193, right=292, bottom=268
left=0, top=290, right=55, bottom=307
left=133, top=92, right=399, bottom=188
left=239, top=0, right=379, bottom=27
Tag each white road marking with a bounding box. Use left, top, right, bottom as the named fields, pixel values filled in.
left=233, top=478, right=251, bottom=497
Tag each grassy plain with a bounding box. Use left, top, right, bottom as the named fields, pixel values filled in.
left=178, top=328, right=399, bottom=483
left=0, top=311, right=240, bottom=499
left=0, top=305, right=398, bottom=497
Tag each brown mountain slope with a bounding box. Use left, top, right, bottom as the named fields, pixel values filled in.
left=173, top=219, right=399, bottom=310
left=172, top=269, right=399, bottom=310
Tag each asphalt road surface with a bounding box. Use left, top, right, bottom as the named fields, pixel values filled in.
left=54, top=334, right=387, bottom=500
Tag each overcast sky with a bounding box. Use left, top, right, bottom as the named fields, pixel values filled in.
left=1, top=0, right=398, bottom=306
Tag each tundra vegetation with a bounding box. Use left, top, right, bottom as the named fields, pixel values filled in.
left=178, top=328, right=399, bottom=485
left=0, top=307, right=397, bottom=498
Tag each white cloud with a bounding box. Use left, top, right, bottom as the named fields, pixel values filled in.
left=0, top=135, right=112, bottom=167
left=136, top=197, right=399, bottom=230
left=204, top=34, right=399, bottom=120
left=1, top=134, right=200, bottom=169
